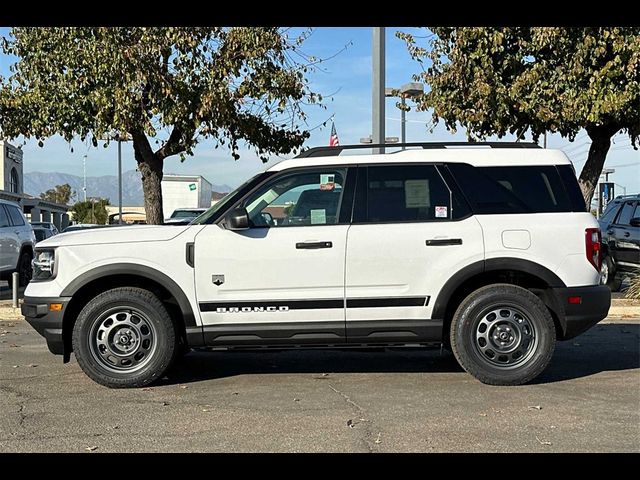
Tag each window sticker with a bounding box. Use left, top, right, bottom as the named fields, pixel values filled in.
left=384, top=180, right=403, bottom=188
left=320, top=174, right=336, bottom=191
left=435, top=206, right=448, bottom=218
left=405, top=179, right=430, bottom=208
left=310, top=209, right=327, bottom=224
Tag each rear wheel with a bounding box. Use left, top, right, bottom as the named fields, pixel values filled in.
left=450, top=284, right=556, bottom=386
left=72, top=287, right=177, bottom=388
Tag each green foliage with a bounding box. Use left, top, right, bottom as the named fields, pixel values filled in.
left=70, top=198, right=110, bottom=225
left=0, top=27, right=322, bottom=223
left=40, top=183, right=73, bottom=204
left=398, top=27, right=640, bottom=203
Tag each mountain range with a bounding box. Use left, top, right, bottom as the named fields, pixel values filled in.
left=24, top=170, right=232, bottom=206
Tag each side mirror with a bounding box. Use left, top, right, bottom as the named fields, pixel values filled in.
left=630, top=217, right=640, bottom=227
left=226, top=207, right=249, bottom=231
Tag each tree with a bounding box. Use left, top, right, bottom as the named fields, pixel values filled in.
left=70, top=198, right=109, bottom=225
left=398, top=27, right=640, bottom=205
left=40, top=183, right=73, bottom=204
left=0, top=28, right=322, bottom=224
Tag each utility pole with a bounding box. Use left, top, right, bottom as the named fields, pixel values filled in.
left=83, top=154, right=87, bottom=202
left=372, top=27, right=385, bottom=154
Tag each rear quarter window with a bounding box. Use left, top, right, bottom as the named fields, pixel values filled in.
left=447, top=163, right=579, bottom=214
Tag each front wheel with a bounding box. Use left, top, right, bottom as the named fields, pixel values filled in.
left=72, top=287, right=177, bottom=388
left=450, top=284, right=556, bottom=386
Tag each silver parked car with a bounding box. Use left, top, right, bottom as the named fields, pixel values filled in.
left=0, top=199, right=36, bottom=287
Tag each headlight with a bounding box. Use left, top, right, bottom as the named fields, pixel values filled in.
left=32, top=249, right=56, bottom=281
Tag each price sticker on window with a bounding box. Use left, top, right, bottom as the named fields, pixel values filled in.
left=320, top=174, right=335, bottom=191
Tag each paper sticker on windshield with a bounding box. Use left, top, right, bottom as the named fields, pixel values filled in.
left=320, top=174, right=335, bottom=191
left=310, top=209, right=327, bottom=224
left=435, top=206, right=448, bottom=218
left=405, top=180, right=430, bottom=208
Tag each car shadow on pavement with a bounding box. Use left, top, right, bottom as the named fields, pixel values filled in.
left=159, top=323, right=640, bottom=386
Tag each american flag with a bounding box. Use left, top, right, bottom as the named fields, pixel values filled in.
left=329, top=121, right=340, bottom=147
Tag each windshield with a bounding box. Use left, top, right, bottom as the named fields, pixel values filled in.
left=192, top=172, right=272, bottom=225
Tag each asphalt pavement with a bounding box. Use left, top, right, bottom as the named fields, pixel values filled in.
left=1, top=315, right=638, bottom=452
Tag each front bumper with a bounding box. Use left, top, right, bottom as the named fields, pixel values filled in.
left=552, top=285, right=611, bottom=340
left=21, top=296, right=71, bottom=356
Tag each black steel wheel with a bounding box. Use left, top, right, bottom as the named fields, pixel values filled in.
left=450, top=284, right=556, bottom=386
left=72, top=287, right=177, bottom=388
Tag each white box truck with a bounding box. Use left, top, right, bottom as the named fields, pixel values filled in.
left=161, top=175, right=213, bottom=220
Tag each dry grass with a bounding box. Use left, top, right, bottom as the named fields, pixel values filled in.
left=625, top=272, right=640, bottom=300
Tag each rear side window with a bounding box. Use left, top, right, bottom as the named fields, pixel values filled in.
left=599, top=203, right=621, bottom=224
left=0, top=206, right=10, bottom=227
left=361, top=165, right=451, bottom=223
left=616, top=202, right=636, bottom=226
left=6, top=205, right=25, bottom=226
left=557, top=165, right=586, bottom=212
left=447, top=164, right=577, bottom=214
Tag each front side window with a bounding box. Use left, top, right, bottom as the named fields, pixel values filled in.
left=240, top=168, right=347, bottom=228
left=362, top=165, right=452, bottom=223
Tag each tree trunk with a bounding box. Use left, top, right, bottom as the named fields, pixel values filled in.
left=132, top=137, right=165, bottom=225
left=578, top=125, right=618, bottom=209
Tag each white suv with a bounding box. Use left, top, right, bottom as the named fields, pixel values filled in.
left=0, top=198, right=35, bottom=287
left=22, top=143, right=611, bottom=388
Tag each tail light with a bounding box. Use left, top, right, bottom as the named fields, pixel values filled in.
left=585, top=228, right=602, bottom=271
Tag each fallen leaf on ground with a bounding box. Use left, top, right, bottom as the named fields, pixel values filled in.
left=179, top=385, right=188, bottom=389
left=322, top=373, right=329, bottom=377
left=375, top=432, right=381, bottom=444
left=535, top=436, right=552, bottom=446
left=162, top=402, right=169, bottom=406
left=528, top=405, right=542, bottom=410
left=27, top=364, right=38, bottom=368
left=202, top=408, right=210, bottom=412
left=9, top=344, right=20, bottom=348
left=294, top=398, right=300, bottom=402
left=347, top=419, right=355, bottom=428
left=12, top=365, right=18, bottom=368
left=85, top=446, right=98, bottom=452
left=479, top=413, right=487, bottom=417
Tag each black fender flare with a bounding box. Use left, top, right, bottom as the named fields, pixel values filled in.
left=60, top=263, right=197, bottom=327
left=431, top=258, right=566, bottom=320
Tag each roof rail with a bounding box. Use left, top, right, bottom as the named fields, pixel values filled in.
left=613, top=194, right=640, bottom=199
left=294, top=142, right=541, bottom=158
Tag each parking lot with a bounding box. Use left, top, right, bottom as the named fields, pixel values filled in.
left=1, top=306, right=638, bottom=453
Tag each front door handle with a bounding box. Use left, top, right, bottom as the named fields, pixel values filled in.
left=624, top=231, right=630, bottom=237
left=426, top=238, right=463, bottom=246
left=607, top=230, right=614, bottom=235
left=296, top=241, right=333, bottom=249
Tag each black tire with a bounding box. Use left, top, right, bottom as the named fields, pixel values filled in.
left=601, top=256, right=622, bottom=292
left=450, top=284, right=556, bottom=386
left=12, top=251, right=32, bottom=288
left=72, top=287, right=177, bottom=388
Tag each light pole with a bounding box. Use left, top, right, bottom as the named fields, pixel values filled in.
left=82, top=154, right=87, bottom=202
left=386, top=82, right=424, bottom=150
left=372, top=27, right=385, bottom=154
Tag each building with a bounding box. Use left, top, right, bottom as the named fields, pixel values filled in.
left=161, top=174, right=213, bottom=219
left=0, top=140, right=70, bottom=230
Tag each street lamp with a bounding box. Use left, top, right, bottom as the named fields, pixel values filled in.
left=386, top=82, right=424, bottom=150
left=82, top=155, right=87, bottom=202
left=99, top=132, right=131, bottom=224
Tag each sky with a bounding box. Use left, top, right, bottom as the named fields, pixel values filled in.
left=0, top=27, right=638, bottom=196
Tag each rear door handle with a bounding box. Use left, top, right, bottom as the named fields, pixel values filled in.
left=624, top=232, right=630, bottom=237
left=296, top=241, right=333, bottom=249
left=426, top=238, right=463, bottom=246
